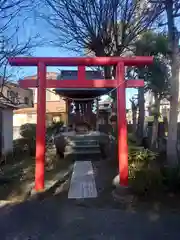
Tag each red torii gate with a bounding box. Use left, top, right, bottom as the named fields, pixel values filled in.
left=8, top=57, right=153, bottom=191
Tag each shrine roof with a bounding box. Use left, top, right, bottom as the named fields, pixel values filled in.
left=55, top=70, right=111, bottom=98
left=57, top=70, right=104, bottom=80
left=55, top=88, right=111, bottom=98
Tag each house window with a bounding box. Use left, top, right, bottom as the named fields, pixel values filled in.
left=33, top=89, right=37, bottom=103
left=7, top=90, right=17, bottom=103
left=15, top=92, right=19, bottom=104
left=27, top=113, right=32, bottom=118
left=7, top=90, right=10, bottom=99
left=24, top=97, right=29, bottom=105
left=46, top=90, right=52, bottom=101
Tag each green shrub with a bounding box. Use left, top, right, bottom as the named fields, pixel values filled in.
left=130, top=166, right=180, bottom=196
left=128, top=148, right=159, bottom=195
left=128, top=133, right=137, bottom=145
left=160, top=167, right=180, bottom=192
left=19, top=124, right=36, bottom=156
left=18, top=121, right=64, bottom=157
left=13, top=138, right=36, bottom=156
left=20, top=124, right=36, bottom=140
left=50, top=121, right=64, bottom=130
left=128, top=147, right=158, bottom=166
left=129, top=168, right=163, bottom=196
left=128, top=147, right=180, bottom=195
left=47, top=121, right=64, bottom=135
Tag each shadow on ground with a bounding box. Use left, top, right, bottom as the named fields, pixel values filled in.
left=0, top=153, right=72, bottom=201
left=1, top=189, right=180, bottom=239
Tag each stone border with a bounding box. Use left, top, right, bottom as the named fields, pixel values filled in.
left=27, top=167, right=73, bottom=201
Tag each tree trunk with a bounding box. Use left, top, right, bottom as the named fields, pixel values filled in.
left=132, top=103, right=137, bottom=135
left=165, top=0, right=179, bottom=165
left=0, top=110, right=2, bottom=157
left=104, top=66, right=112, bottom=79
left=151, top=95, right=160, bottom=150
left=148, top=92, right=154, bottom=116
left=136, top=87, right=145, bottom=141
left=166, top=54, right=179, bottom=165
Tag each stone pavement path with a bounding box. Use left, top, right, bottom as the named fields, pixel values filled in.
left=0, top=159, right=180, bottom=239
left=68, top=161, right=97, bottom=199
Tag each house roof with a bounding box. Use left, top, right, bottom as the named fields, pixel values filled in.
left=0, top=100, right=19, bottom=109
left=14, top=100, right=66, bottom=114
left=24, top=72, right=58, bottom=80
left=57, top=70, right=104, bottom=80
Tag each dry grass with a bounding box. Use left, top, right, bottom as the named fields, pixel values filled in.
left=0, top=152, right=72, bottom=202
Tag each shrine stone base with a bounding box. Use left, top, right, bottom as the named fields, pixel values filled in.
left=54, top=131, right=111, bottom=160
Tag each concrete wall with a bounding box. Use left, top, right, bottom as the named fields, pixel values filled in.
left=13, top=112, right=67, bottom=127
left=13, top=113, right=29, bottom=126
left=13, top=112, right=67, bottom=139
left=2, top=109, right=13, bottom=154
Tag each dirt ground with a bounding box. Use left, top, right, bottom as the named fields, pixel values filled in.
left=1, top=158, right=180, bottom=239
left=0, top=153, right=72, bottom=202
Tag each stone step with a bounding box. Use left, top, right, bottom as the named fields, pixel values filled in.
left=74, top=145, right=99, bottom=149
left=65, top=145, right=100, bottom=153
left=65, top=149, right=101, bottom=155
left=68, top=139, right=99, bottom=146
left=64, top=150, right=101, bottom=161
left=66, top=134, right=101, bottom=142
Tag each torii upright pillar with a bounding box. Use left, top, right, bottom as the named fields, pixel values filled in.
left=116, top=62, right=128, bottom=185
left=36, top=62, right=46, bottom=190
left=8, top=57, right=153, bottom=191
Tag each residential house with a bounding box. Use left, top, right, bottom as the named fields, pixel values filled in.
left=144, top=91, right=170, bottom=121
left=127, top=91, right=170, bottom=125
left=0, top=102, right=18, bottom=155
left=0, top=81, right=33, bottom=154
left=13, top=72, right=67, bottom=130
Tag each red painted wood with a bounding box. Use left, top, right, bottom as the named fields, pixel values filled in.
left=125, top=80, right=144, bottom=88
left=78, top=66, right=86, bottom=82
left=8, top=56, right=153, bottom=67
left=19, top=79, right=144, bottom=89
left=8, top=56, right=153, bottom=191
left=116, top=63, right=128, bottom=186
left=35, top=62, right=46, bottom=191
left=19, top=80, right=37, bottom=88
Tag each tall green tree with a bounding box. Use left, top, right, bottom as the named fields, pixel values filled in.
left=134, top=31, right=170, bottom=148
left=150, top=0, right=180, bottom=164
left=146, top=57, right=170, bottom=149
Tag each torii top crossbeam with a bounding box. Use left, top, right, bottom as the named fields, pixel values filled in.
left=8, top=56, right=152, bottom=66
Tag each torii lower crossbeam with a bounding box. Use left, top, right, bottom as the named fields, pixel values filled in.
left=8, top=57, right=153, bottom=191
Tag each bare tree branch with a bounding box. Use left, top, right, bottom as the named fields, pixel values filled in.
left=40, top=0, right=164, bottom=60
left=150, top=0, right=180, bottom=18
left=0, top=0, right=42, bottom=105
